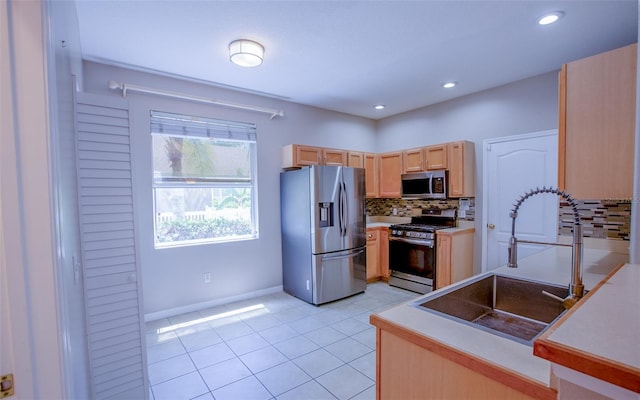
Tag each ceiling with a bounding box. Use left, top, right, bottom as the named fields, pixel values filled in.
left=74, top=1, right=638, bottom=120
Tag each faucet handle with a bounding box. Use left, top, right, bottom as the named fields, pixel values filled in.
left=541, top=290, right=564, bottom=302
left=542, top=290, right=581, bottom=310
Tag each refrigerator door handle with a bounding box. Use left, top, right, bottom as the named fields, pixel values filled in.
left=321, top=248, right=365, bottom=261
left=337, top=181, right=343, bottom=236
left=338, top=181, right=346, bottom=237
left=342, top=181, right=348, bottom=237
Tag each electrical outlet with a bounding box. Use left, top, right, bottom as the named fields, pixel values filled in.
left=392, top=208, right=398, bottom=215
left=204, top=273, right=211, bottom=283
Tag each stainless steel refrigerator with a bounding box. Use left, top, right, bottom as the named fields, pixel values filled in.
left=280, top=165, right=366, bottom=305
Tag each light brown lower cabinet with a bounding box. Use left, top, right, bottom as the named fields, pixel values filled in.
left=379, top=228, right=389, bottom=280
left=373, top=328, right=553, bottom=400
left=366, top=229, right=380, bottom=282
left=366, top=227, right=389, bottom=282
left=435, top=228, right=474, bottom=289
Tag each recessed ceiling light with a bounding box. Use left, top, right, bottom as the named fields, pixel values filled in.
left=443, top=82, right=457, bottom=89
left=538, top=11, right=564, bottom=25
left=374, top=105, right=385, bottom=110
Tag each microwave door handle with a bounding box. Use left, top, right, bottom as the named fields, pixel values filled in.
left=429, top=174, right=433, bottom=195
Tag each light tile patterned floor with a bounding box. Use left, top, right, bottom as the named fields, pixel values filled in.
left=146, top=282, right=416, bottom=400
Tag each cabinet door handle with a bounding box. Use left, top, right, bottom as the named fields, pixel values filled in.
left=487, top=223, right=495, bottom=229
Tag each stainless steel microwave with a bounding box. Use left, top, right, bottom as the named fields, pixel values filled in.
left=401, top=170, right=447, bottom=199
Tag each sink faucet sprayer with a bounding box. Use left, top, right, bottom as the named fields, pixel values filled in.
left=508, top=187, right=584, bottom=309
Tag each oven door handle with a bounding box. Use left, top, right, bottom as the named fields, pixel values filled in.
left=389, top=237, right=434, bottom=247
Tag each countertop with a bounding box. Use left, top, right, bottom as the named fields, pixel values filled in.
left=366, top=216, right=409, bottom=228
left=534, top=262, right=640, bottom=394
left=365, top=217, right=475, bottom=231
left=370, top=246, right=630, bottom=393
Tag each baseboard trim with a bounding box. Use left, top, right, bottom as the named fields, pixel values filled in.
left=144, top=285, right=284, bottom=322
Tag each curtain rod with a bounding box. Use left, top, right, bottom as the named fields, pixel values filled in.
left=108, top=80, right=284, bottom=120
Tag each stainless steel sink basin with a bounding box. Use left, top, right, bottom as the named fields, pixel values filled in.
left=412, top=274, right=571, bottom=345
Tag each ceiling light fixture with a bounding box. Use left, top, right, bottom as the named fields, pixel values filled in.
left=374, top=105, right=385, bottom=110
left=229, top=39, right=264, bottom=67
left=443, top=82, right=457, bottom=89
left=538, top=11, right=564, bottom=25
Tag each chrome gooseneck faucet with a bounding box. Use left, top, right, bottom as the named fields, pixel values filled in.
left=508, top=187, right=584, bottom=309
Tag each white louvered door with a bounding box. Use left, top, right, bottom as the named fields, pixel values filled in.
left=75, top=92, right=148, bottom=399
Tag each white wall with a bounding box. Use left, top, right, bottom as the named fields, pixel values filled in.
left=376, top=72, right=560, bottom=274
left=632, top=22, right=640, bottom=264
left=82, top=61, right=377, bottom=315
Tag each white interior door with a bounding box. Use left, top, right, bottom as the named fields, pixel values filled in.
left=483, top=130, right=558, bottom=271
left=76, top=92, right=149, bottom=399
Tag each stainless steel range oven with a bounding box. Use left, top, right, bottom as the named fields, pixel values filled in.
left=388, top=208, right=457, bottom=294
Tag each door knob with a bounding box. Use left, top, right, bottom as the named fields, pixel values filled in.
left=487, top=223, right=495, bottom=229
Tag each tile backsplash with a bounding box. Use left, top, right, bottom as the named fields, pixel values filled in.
left=365, top=198, right=475, bottom=221
left=367, top=198, right=631, bottom=241
left=559, top=200, right=631, bottom=241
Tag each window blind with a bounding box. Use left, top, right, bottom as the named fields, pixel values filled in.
left=150, top=110, right=257, bottom=142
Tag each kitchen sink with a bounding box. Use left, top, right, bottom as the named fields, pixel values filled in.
left=412, top=274, right=572, bottom=345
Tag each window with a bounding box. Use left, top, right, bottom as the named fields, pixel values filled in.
left=151, top=111, right=258, bottom=247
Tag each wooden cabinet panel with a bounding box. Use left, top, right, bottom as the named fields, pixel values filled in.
left=404, top=144, right=448, bottom=172
left=347, top=151, right=364, bottom=168
left=403, top=148, right=424, bottom=172
left=448, top=141, right=475, bottom=198
left=425, top=144, right=448, bottom=170
left=366, top=229, right=379, bottom=282
left=436, top=234, right=452, bottom=289
left=322, top=148, right=347, bottom=166
left=366, top=227, right=389, bottom=282
left=283, top=142, right=476, bottom=200
left=435, top=229, right=474, bottom=290
left=379, top=228, right=389, bottom=280
left=377, top=330, right=542, bottom=400
left=364, top=153, right=378, bottom=198
left=379, top=152, right=403, bottom=198
left=282, top=144, right=321, bottom=169
left=559, top=43, right=636, bottom=199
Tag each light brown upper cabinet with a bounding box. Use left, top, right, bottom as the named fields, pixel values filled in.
left=282, top=144, right=321, bottom=169
left=347, top=151, right=364, bottom=168
left=425, top=144, right=448, bottom=170
left=378, top=151, right=403, bottom=198
left=403, top=147, right=424, bottom=172
left=283, top=142, right=476, bottom=199
left=559, top=43, right=636, bottom=199
left=364, top=153, right=379, bottom=198
left=322, top=148, right=347, bottom=166
left=448, top=141, right=475, bottom=198
left=402, top=144, right=448, bottom=173
left=282, top=144, right=348, bottom=168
